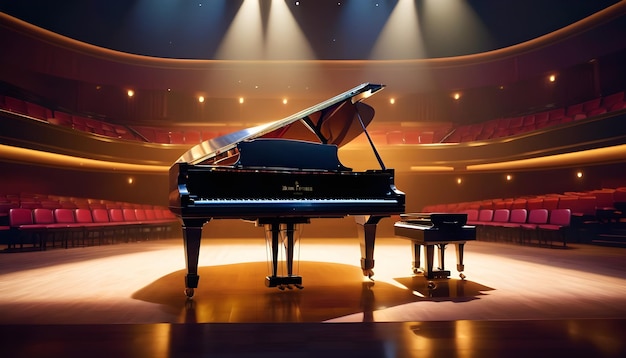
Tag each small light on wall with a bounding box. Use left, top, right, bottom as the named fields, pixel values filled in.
left=576, top=171, right=583, bottom=179
left=127, top=177, right=134, bottom=185
left=282, top=98, right=288, bottom=105
left=127, top=89, right=134, bottom=98
left=506, top=174, right=513, bottom=181
left=389, top=98, right=395, bottom=105
left=456, top=178, right=462, bottom=185
left=453, top=92, right=461, bottom=100
left=198, top=95, right=205, bottom=103
left=549, top=74, right=556, bottom=82
left=239, top=97, right=245, bottom=104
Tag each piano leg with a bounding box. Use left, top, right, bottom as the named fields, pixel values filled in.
left=424, top=244, right=436, bottom=280
left=284, top=223, right=295, bottom=278
left=355, top=215, right=384, bottom=279
left=269, top=223, right=280, bottom=281
left=455, top=242, right=467, bottom=279
left=182, top=219, right=207, bottom=298
left=437, top=243, right=448, bottom=270
left=411, top=243, right=423, bottom=274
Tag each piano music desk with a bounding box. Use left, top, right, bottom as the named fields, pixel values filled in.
left=394, top=213, right=476, bottom=282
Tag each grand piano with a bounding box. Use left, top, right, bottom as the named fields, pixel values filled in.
left=394, top=213, right=476, bottom=281
left=169, top=83, right=405, bottom=298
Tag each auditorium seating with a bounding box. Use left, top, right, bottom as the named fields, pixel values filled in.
left=439, top=91, right=625, bottom=144
left=421, top=186, right=626, bottom=247
left=0, top=193, right=179, bottom=252
left=2, top=89, right=624, bottom=146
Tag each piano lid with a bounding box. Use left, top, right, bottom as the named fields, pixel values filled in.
left=176, top=83, right=384, bottom=165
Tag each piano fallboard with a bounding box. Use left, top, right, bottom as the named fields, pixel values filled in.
left=170, top=163, right=404, bottom=219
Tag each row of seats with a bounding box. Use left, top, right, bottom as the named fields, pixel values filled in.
left=422, top=187, right=626, bottom=246
left=441, top=91, right=626, bottom=143
left=423, top=187, right=626, bottom=220
left=0, top=193, right=179, bottom=251
left=0, top=95, right=143, bottom=141
left=0, top=94, right=224, bottom=145
left=1, top=207, right=179, bottom=251
left=463, top=208, right=572, bottom=247
left=2, top=91, right=624, bottom=146
left=381, top=91, right=625, bottom=145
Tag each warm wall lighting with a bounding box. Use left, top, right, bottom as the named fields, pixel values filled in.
left=506, top=174, right=513, bottom=181
left=548, top=74, right=556, bottom=82
left=239, top=97, right=245, bottom=104
left=127, top=177, right=134, bottom=184
left=576, top=171, right=584, bottom=179
left=282, top=98, right=288, bottom=105
left=127, top=89, right=134, bottom=97
left=453, top=92, right=461, bottom=100
left=456, top=178, right=462, bottom=185
left=198, top=96, right=205, bottom=103
left=389, top=98, right=396, bottom=105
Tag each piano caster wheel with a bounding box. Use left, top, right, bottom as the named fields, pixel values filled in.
left=427, top=281, right=436, bottom=290
left=363, top=269, right=375, bottom=281
left=459, top=273, right=466, bottom=280
left=184, top=288, right=195, bottom=299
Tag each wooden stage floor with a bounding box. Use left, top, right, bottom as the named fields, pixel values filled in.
left=1, top=235, right=626, bottom=357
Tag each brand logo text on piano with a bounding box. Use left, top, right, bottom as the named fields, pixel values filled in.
left=282, top=181, right=313, bottom=195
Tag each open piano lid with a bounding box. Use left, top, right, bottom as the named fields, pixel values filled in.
left=176, top=83, right=384, bottom=165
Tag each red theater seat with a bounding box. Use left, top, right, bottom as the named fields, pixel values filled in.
left=537, top=209, right=571, bottom=247
left=25, top=102, right=52, bottom=120
left=3, top=96, right=27, bottom=114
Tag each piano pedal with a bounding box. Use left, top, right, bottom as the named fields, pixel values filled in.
left=278, top=285, right=286, bottom=291
left=294, top=284, right=303, bottom=289
left=286, top=284, right=293, bottom=290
